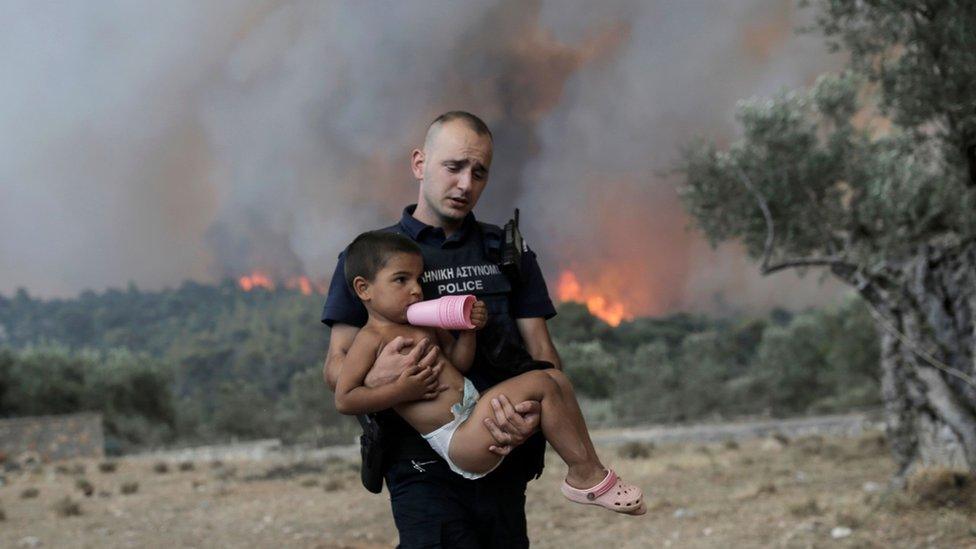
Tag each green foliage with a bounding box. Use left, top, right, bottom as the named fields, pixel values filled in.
left=0, top=282, right=331, bottom=449
left=548, top=302, right=615, bottom=344
left=613, top=312, right=713, bottom=354
left=0, top=345, right=175, bottom=451
left=753, top=319, right=832, bottom=413
left=274, top=366, right=359, bottom=446
left=559, top=340, right=618, bottom=399
left=813, top=0, right=976, bottom=149
left=743, top=295, right=881, bottom=416
left=211, top=381, right=276, bottom=440
left=612, top=341, right=673, bottom=423
left=609, top=296, right=880, bottom=424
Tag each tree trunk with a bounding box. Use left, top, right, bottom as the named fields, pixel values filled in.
left=876, top=241, right=976, bottom=476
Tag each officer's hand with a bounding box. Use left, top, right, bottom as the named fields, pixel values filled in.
left=469, top=300, right=488, bottom=330
left=365, top=337, right=433, bottom=388
left=483, top=395, right=541, bottom=456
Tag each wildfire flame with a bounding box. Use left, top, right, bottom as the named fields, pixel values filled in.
left=239, top=271, right=275, bottom=291
left=556, top=270, right=632, bottom=327
left=286, top=275, right=328, bottom=295
left=238, top=271, right=326, bottom=295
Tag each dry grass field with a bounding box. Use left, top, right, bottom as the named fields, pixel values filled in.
left=1, top=431, right=974, bottom=548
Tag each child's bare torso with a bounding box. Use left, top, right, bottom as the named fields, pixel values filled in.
left=364, top=321, right=467, bottom=435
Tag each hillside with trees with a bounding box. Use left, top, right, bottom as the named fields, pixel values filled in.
left=0, top=283, right=880, bottom=453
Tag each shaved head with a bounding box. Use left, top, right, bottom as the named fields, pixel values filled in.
left=424, top=111, right=493, bottom=151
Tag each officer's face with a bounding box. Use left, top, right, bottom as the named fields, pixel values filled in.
left=413, top=121, right=492, bottom=224
left=357, top=252, right=425, bottom=323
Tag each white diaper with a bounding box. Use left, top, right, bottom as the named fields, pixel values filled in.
left=422, top=377, right=503, bottom=480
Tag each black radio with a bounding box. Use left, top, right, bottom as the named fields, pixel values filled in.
left=500, top=208, right=525, bottom=284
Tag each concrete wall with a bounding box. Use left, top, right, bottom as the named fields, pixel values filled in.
left=0, top=412, right=104, bottom=462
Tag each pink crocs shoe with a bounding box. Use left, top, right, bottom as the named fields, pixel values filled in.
left=561, top=469, right=646, bottom=515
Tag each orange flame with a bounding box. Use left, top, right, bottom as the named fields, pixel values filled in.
left=285, top=276, right=328, bottom=295
left=238, top=271, right=327, bottom=295
left=239, top=271, right=275, bottom=291
left=556, top=270, right=632, bottom=327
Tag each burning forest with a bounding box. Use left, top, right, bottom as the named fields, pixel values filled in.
left=3, top=0, right=847, bottom=317
left=237, top=271, right=326, bottom=296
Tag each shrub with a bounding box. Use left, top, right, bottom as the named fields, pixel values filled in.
left=98, top=462, right=118, bottom=473
left=789, top=498, right=823, bottom=517
left=612, top=342, right=673, bottom=424
left=560, top=340, right=617, bottom=399
left=907, top=468, right=975, bottom=509
left=120, top=481, right=139, bottom=495
left=617, top=441, right=654, bottom=459
left=75, top=478, right=94, bottom=497
left=0, top=345, right=176, bottom=451
left=53, top=496, right=82, bottom=517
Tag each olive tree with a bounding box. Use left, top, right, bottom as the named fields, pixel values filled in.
left=678, top=1, right=976, bottom=474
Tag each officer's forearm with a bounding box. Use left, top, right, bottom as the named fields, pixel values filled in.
left=531, top=345, right=561, bottom=370
left=325, top=323, right=360, bottom=392
left=324, top=352, right=344, bottom=392
left=528, top=335, right=561, bottom=369
left=520, top=334, right=560, bottom=368
left=516, top=317, right=562, bottom=370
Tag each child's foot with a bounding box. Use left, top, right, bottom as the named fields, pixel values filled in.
left=561, top=468, right=645, bottom=515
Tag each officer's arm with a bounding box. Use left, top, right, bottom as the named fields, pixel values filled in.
left=516, top=317, right=562, bottom=370
left=324, top=323, right=359, bottom=392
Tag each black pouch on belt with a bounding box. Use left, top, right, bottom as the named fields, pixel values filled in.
left=357, top=414, right=385, bottom=494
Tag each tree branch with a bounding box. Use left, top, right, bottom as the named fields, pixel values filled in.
left=761, top=257, right=852, bottom=275
left=734, top=167, right=858, bottom=275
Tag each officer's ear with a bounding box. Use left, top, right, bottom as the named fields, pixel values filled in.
left=410, top=148, right=425, bottom=181
left=352, top=276, right=371, bottom=301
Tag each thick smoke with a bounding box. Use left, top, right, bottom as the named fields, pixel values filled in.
left=0, top=0, right=846, bottom=314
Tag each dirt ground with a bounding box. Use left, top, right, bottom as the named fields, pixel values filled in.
left=1, top=431, right=974, bottom=548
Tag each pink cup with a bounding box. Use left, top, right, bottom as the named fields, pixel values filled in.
left=406, top=294, right=477, bottom=330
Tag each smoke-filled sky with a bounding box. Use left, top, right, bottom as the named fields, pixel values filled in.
left=0, top=0, right=849, bottom=316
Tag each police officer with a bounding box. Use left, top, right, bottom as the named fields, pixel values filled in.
left=322, top=111, right=561, bottom=548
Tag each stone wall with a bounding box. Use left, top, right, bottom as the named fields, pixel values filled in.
left=0, top=413, right=104, bottom=462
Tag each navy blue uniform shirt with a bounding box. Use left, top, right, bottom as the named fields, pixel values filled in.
left=321, top=205, right=555, bottom=327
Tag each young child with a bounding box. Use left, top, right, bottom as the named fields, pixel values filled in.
left=334, top=231, right=645, bottom=515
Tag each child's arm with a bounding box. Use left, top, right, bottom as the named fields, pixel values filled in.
left=334, top=330, right=440, bottom=415
left=436, top=300, right=487, bottom=373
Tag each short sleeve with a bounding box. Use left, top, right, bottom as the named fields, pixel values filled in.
left=510, top=247, right=557, bottom=320
left=321, top=250, right=368, bottom=327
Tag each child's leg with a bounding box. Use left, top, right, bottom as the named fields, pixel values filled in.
left=450, top=369, right=606, bottom=488
left=541, top=369, right=602, bottom=483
